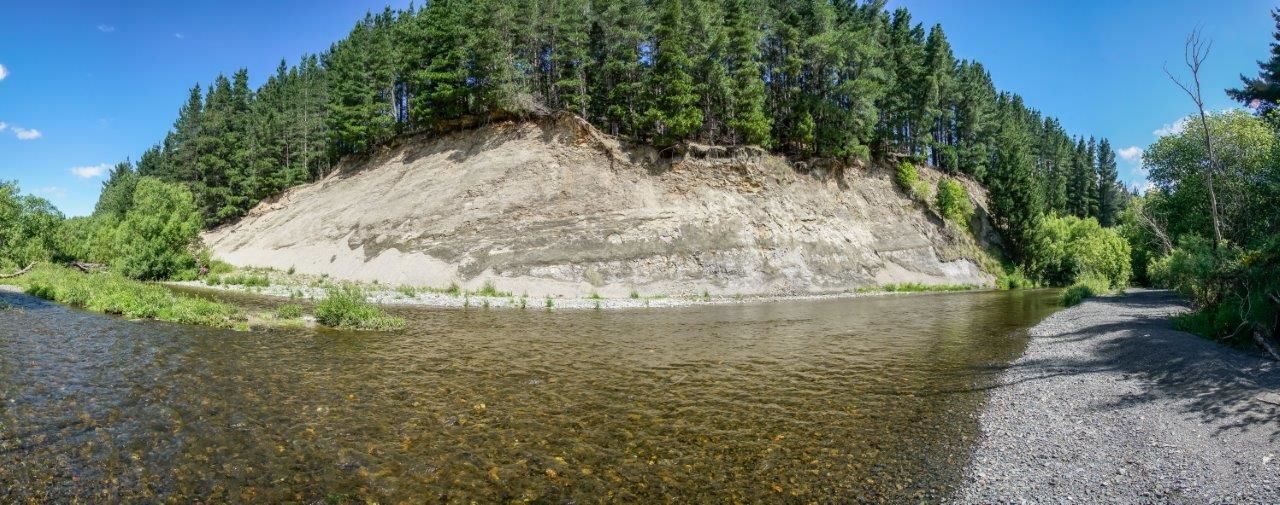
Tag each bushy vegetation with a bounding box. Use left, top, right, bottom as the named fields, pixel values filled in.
left=274, top=304, right=304, bottom=319
left=935, top=178, right=974, bottom=225
left=9, top=265, right=245, bottom=328
left=1125, top=16, right=1280, bottom=355
left=109, top=178, right=203, bottom=280
left=314, top=285, right=405, bottom=331
left=893, top=162, right=931, bottom=202
left=1025, top=215, right=1131, bottom=290
left=1060, top=274, right=1112, bottom=307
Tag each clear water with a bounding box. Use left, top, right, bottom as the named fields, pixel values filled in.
left=0, top=288, right=1058, bottom=502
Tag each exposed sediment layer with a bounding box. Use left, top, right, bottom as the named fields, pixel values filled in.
left=205, top=114, right=997, bottom=297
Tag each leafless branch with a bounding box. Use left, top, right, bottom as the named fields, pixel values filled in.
left=1164, top=28, right=1225, bottom=245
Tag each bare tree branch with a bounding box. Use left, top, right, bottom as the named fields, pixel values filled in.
left=1163, top=28, right=1225, bottom=245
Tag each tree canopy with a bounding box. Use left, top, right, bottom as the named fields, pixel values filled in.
left=105, top=0, right=1121, bottom=270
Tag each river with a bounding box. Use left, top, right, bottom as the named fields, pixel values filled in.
left=0, top=288, right=1059, bottom=502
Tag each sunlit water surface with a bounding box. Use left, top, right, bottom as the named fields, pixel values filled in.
left=0, top=288, right=1058, bottom=502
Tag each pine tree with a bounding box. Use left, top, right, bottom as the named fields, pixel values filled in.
left=551, top=0, right=593, bottom=117
left=954, top=61, right=996, bottom=180
left=589, top=0, right=650, bottom=136
left=1227, top=9, right=1280, bottom=111
left=988, top=106, right=1042, bottom=260
left=1095, top=138, right=1122, bottom=226
left=94, top=161, right=139, bottom=219
left=722, top=0, right=770, bottom=146
left=921, top=24, right=956, bottom=169
left=644, top=0, right=703, bottom=145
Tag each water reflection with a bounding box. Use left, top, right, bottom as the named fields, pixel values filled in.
left=0, top=289, right=1058, bottom=502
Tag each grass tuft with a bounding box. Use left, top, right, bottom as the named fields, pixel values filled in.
left=315, top=285, right=404, bottom=331
left=8, top=265, right=245, bottom=328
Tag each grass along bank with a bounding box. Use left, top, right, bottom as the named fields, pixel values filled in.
left=171, top=264, right=1005, bottom=310
left=0, top=265, right=400, bottom=331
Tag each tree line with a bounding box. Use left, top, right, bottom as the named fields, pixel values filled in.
left=1128, top=12, right=1280, bottom=357
left=107, top=0, right=1122, bottom=252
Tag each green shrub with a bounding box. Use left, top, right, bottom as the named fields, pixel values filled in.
left=274, top=304, right=304, bottom=319
left=935, top=178, right=974, bottom=225
left=1060, top=274, right=1111, bottom=307
left=997, top=266, right=1036, bottom=290
left=396, top=284, right=417, bottom=298
left=0, top=181, right=64, bottom=270
left=1026, top=215, right=1131, bottom=289
left=894, top=161, right=919, bottom=191
left=315, top=285, right=405, bottom=331
left=110, top=178, right=202, bottom=281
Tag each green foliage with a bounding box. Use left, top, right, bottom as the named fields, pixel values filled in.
left=6, top=265, right=245, bottom=328
left=935, top=178, right=974, bottom=224
left=1144, top=110, right=1277, bottom=247
left=874, top=283, right=977, bottom=293
left=894, top=162, right=919, bottom=192
left=1226, top=8, right=1280, bottom=111
left=1026, top=215, right=1131, bottom=289
left=274, top=304, right=304, bottom=319
left=0, top=181, right=64, bottom=270
left=222, top=273, right=270, bottom=288
left=314, top=284, right=404, bottom=331
left=109, top=178, right=203, bottom=280
left=996, top=266, right=1036, bottom=290
left=473, top=280, right=508, bottom=298
left=1060, top=274, right=1112, bottom=307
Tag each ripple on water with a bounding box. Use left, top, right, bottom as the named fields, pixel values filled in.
left=0, top=288, right=1059, bottom=502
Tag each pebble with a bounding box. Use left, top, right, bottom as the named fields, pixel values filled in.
left=953, top=290, right=1280, bottom=504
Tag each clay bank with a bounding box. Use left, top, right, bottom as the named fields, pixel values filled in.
left=203, top=114, right=1002, bottom=299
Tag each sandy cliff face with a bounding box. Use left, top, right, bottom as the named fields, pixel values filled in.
left=203, top=115, right=997, bottom=297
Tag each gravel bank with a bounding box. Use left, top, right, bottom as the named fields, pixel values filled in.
left=167, top=279, right=981, bottom=310
left=957, top=289, right=1280, bottom=504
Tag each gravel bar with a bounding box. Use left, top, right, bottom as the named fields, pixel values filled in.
left=956, top=289, right=1280, bottom=504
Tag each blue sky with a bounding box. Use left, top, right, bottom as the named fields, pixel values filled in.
left=0, top=0, right=1274, bottom=216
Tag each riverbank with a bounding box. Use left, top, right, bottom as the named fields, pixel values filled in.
left=957, top=289, right=1280, bottom=504
left=171, top=267, right=984, bottom=310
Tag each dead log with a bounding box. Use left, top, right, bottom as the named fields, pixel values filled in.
left=70, top=262, right=107, bottom=273
left=0, top=263, right=34, bottom=279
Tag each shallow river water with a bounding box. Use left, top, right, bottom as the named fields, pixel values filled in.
left=0, top=289, right=1059, bottom=503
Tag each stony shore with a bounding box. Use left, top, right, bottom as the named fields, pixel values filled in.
left=957, top=290, right=1280, bottom=504
left=168, top=278, right=981, bottom=310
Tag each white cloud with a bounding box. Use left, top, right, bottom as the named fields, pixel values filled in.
left=1117, top=146, right=1143, bottom=163
left=12, top=127, right=41, bottom=140
left=0, top=121, right=6, bottom=132
left=70, top=163, right=110, bottom=179
left=97, top=24, right=116, bottom=33
left=0, top=63, right=8, bottom=81
left=174, top=32, right=184, bottom=39
left=1153, top=117, right=1189, bottom=137
left=35, top=186, right=67, bottom=199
